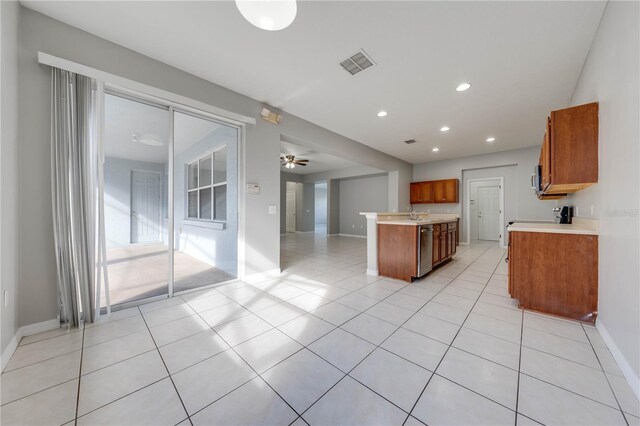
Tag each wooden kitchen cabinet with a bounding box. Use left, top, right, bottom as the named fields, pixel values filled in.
left=410, top=181, right=434, bottom=204
left=508, top=230, right=598, bottom=323
left=538, top=102, right=598, bottom=196
left=378, top=220, right=458, bottom=282
left=410, top=179, right=458, bottom=204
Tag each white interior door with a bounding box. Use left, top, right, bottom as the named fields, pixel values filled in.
left=131, top=170, right=162, bottom=243
left=478, top=186, right=500, bottom=241
left=286, top=190, right=296, bottom=232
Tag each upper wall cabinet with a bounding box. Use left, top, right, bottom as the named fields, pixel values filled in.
left=539, top=102, right=598, bottom=196
left=410, top=179, right=459, bottom=204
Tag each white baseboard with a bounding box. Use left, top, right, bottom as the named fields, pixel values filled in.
left=243, top=268, right=282, bottom=283
left=459, top=242, right=470, bottom=246
left=1, top=318, right=61, bottom=372
left=366, top=269, right=379, bottom=276
left=295, top=231, right=315, bottom=234
left=337, top=233, right=367, bottom=239
left=596, top=320, right=640, bottom=401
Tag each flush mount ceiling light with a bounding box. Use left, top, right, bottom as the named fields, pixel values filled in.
left=432, top=147, right=440, bottom=152
left=486, top=137, right=496, bottom=143
left=377, top=111, right=388, bottom=117
left=456, top=82, right=471, bottom=92
left=440, top=126, right=450, bottom=132
left=235, top=0, right=297, bottom=31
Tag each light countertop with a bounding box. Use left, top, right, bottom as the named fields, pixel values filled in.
left=507, top=221, right=598, bottom=235
left=377, top=218, right=458, bottom=226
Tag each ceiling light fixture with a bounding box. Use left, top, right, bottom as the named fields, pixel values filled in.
left=377, top=111, right=388, bottom=118
left=133, top=133, right=164, bottom=147
left=486, top=137, right=496, bottom=143
left=432, top=147, right=440, bottom=152
left=456, top=82, right=471, bottom=92
left=235, top=0, right=297, bottom=31
left=440, top=126, right=450, bottom=132
left=285, top=162, right=295, bottom=169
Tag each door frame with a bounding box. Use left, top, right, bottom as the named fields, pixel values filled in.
left=130, top=169, right=162, bottom=244
left=465, top=177, right=505, bottom=248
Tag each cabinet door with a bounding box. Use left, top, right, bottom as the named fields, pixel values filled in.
left=445, top=179, right=459, bottom=203
left=440, top=231, right=447, bottom=259
left=421, top=182, right=434, bottom=203
left=433, top=181, right=444, bottom=203
left=432, top=230, right=441, bottom=264
left=410, top=183, right=422, bottom=204
left=450, top=230, right=456, bottom=255
left=541, top=118, right=551, bottom=190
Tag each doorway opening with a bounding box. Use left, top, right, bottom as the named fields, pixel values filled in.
left=314, top=181, right=327, bottom=234
left=466, top=177, right=505, bottom=246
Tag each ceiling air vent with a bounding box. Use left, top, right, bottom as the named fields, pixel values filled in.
left=339, top=50, right=375, bottom=75
left=404, top=139, right=417, bottom=145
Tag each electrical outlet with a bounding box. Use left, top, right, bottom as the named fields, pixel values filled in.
left=352, top=224, right=355, bottom=228
left=574, top=206, right=579, bottom=217
left=590, top=205, right=594, bottom=216
left=3, top=290, right=8, bottom=308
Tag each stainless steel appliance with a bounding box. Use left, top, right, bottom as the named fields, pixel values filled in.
left=553, top=206, right=574, bottom=224
left=417, top=225, right=433, bottom=277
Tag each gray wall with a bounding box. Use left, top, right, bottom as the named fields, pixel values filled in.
left=567, top=1, right=640, bottom=387
left=328, top=180, right=340, bottom=235
left=1, top=0, right=20, bottom=356
left=15, top=6, right=407, bottom=328
left=412, top=146, right=557, bottom=244
left=104, top=157, right=167, bottom=248
left=338, top=174, right=389, bottom=236
left=174, top=127, right=238, bottom=275
left=314, top=184, right=327, bottom=225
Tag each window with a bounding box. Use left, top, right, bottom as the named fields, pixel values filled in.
left=186, top=146, right=227, bottom=221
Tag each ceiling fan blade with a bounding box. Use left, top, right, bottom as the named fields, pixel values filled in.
left=295, top=159, right=309, bottom=163
left=295, top=162, right=308, bottom=166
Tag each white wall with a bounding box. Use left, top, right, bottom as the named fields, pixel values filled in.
left=1, top=0, right=21, bottom=356
left=339, top=174, right=389, bottom=236
left=567, top=1, right=640, bottom=396
left=412, top=146, right=557, bottom=243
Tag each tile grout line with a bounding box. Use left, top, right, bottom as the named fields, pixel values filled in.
left=137, top=303, right=194, bottom=426
left=402, top=243, right=505, bottom=425
left=296, top=244, right=499, bottom=424
left=514, top=307, right=525, bottom=425
left=582, top=322, right=630, bottom=425
left=73, top=323, right=87, bottom=426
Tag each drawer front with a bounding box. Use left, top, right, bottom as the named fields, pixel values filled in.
left=447, top=222, right=457, bottom=230
left=433, top=224, right=441, bottom=232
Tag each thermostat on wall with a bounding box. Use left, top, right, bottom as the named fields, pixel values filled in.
left=247, top=184, right=260, bottom=194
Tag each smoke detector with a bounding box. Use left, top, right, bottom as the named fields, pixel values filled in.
left=404, top=139, right=417, bottom=145
left=339, top=50, right=375, bottom=75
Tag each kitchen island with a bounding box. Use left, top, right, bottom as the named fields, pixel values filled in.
left=360, top=212, right=459, bottom=282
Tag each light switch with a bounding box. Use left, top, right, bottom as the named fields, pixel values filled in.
left=268, top=205, right=277, bottom=215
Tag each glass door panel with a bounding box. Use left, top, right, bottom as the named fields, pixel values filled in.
left=102, top=93, right=170, bottom=307
left=173, top=111, right=238, bottom=293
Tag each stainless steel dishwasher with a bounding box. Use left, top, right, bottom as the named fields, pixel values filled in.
left=417, top=224, right=433, bottom=278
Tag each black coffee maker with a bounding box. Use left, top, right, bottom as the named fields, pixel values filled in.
left=553, top=206, right=574, bottom=224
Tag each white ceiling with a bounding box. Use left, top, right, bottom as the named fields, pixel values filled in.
left=280, top=140, right=361, bottom=175
left=105, top=94, right=221, bottom=163
left=27, top=1, right=606, bottom=163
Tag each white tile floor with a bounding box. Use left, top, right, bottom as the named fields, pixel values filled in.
left=1, top=234, right=638, bottom=425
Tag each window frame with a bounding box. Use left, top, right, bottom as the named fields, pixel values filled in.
left=186, top=145, right=227, bottom=223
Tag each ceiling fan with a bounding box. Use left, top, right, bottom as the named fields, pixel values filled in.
left=280, top=154, right=309, bottom=169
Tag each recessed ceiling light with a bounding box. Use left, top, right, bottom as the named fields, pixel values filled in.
left=486, top=137, right=496, bottom=143
left=432, top=147, right=440, bottom=152
left=377, top=111, right=388, bottom=117
left=456, top=82, right=471, bottom=92
left=440, top=126, right=450, bottom=132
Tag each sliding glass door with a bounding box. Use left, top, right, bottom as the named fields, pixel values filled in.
left=101, top=93, right=170, bottom=306
left=172, top=111, right=238, bottom=293
left=100, top=90, right=239, bottom=309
